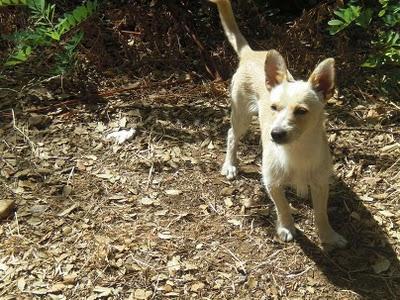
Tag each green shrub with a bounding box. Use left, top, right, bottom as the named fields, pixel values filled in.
left=328, top=0, right=400, bottom=69
left=0, top=0, right=98, bottom=74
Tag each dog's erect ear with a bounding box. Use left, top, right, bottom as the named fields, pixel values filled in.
left=308, top=58, right=335, bottom=101
left=286, top=70, right=295, bottom=82
left=265, top=50, right=288, bottom=89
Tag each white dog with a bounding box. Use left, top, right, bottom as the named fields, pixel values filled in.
left=211, top=0, right=347, bottom=249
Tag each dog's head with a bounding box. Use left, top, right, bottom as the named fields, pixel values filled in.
left=264, top=50, right=335, bottom=145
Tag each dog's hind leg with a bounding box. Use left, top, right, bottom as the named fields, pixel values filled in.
left=221, top=97, right=252, bottom=179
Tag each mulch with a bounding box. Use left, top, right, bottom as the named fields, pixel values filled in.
left=0, top=1, right=399, bottom=299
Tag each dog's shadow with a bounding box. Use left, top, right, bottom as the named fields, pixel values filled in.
left=293, top=177, right=400, bottom=298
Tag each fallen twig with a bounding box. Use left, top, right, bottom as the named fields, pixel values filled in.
left=220, top=245, right=246, bottom=274
left=11, top=109, right=37, bottom=155
left=120, top=30, right=142, bottom=35
left=23, top=78, right=193, bottom=114
left=97, top=78, right=192, bottom=97
left=25, top=99, right=81, bottom=113
left=327, top=127, right=400, bottom=134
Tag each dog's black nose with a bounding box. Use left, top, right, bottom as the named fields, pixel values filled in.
left=271, top=128, right=287, bottom=143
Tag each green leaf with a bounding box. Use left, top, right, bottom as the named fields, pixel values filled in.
left=328, top=19, right=344, bottom=26
left=38, top=0, right=44, bottom=11
left=5, top=46, right=32, bottom=66
left=55, top=1, right=98, bottom=37
left=27, top=0, right=44, bottom=12
left=362, top=57, right=379, bottom=68
left=87, top=1, right=95, bottom=14
left=0, top=0, right=27, bottom=5
left=73, top=6, right=87, bottom=21
left=356, top=8, right=373, bottom=28
left=382, top=12, right=400, bottom=27
left=333, top=9, right=345, bottom=19
left=379, top=0, right=389, bottom=8
left=46, top=30, right=61, bottom=41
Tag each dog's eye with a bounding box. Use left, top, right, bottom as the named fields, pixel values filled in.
left=294, top=107, right=308, bottom=115
left=271, top=104, right=278, bottom=111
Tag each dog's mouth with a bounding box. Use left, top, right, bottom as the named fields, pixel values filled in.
left=272, top=138, right=289, bottom=145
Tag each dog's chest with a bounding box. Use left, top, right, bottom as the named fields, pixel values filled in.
left=281, top=150, right=315, bottom=180
left=264, top=143, right=330, bottom=188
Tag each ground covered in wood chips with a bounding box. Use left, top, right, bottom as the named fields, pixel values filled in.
left=1, top=1, right=400, bottom=299
left=1, top=78, right=399, bottom=299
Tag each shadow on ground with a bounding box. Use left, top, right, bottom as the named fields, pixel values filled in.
left=296, top=178, right=400, bottom=299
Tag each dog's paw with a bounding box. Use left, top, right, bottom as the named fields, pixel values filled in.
left=321, top=231, right=348, bottom=251
left=221, top=163, right=238, bottom=180
left=277, top=224, right=296, bottom=242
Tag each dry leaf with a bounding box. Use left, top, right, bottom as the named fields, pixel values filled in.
left=95, top=173, right=114, bottom=180
left=96, top=122, right=106, bottom=132
left=85, top=155, right=98, bottom=161
left=227, top=219, right=241, bottom=226
left=350, top=211, right=360, bottom=221
left=221, top=187, right=235, bottom=196
left=306, top=286, right=315, bottom=294
left=93, top=286, right=113, bottom=297
left=379, top=210, right=394, bottom=217
left=161, top=284, right=173, bottom=292
left=372, top=255, right=391, bottom=274
left=241, top=198, right=253, bottom=208
left=167, top=256, right=181, bottom=276
left=140, top=198, right=154, bottom=205
left=58, top=204, right=78, bottom=217
left=62, top=185, right=73, bottom=197
left=119, top=116, right=127, bottom=127
left=17, top=277, right=25, bottom=291
left=49, top=283, right=66, bottom=293
left=134, top=288, right=152, bottom=299
left=360, top=195, right=374, bottom=202
left=165, top=189, right=182, bottom=196
left=155, top=209, right=168, bottom=216
left=190, top=282, right=205, bottom=292
left=158, top=232, right=174, bottom=240
left=164, top=292, right=180, bottom=297
left=380, top=143, right=399, bottom=153
left=247, top=276, right=257, bottom=289
left=63, top=273, right=78, bottom=284
left=224, top=197, right=233, bottom=208
left=76, top=160, right=86, bottom=171
left=213, top=279, right=224, bottom=290
left=27, top=217, right=42, bottom=226
left=183, top=262, right=198, bottom=271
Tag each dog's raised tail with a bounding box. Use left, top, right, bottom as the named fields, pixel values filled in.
left=210, top=0, right=251, bottom=56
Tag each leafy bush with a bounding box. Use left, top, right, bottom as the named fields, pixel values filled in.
left=328, top=0, right=399, bottom=68
left=0, top=0, right=98, bottom=74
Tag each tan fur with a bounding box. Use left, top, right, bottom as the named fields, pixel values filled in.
left=211, top=0, right=347, bottom=249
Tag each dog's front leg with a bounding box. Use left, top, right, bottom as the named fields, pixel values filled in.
left=267, top=186, right=296, bottom=242
left=310, top=183, right=348, bottom=249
